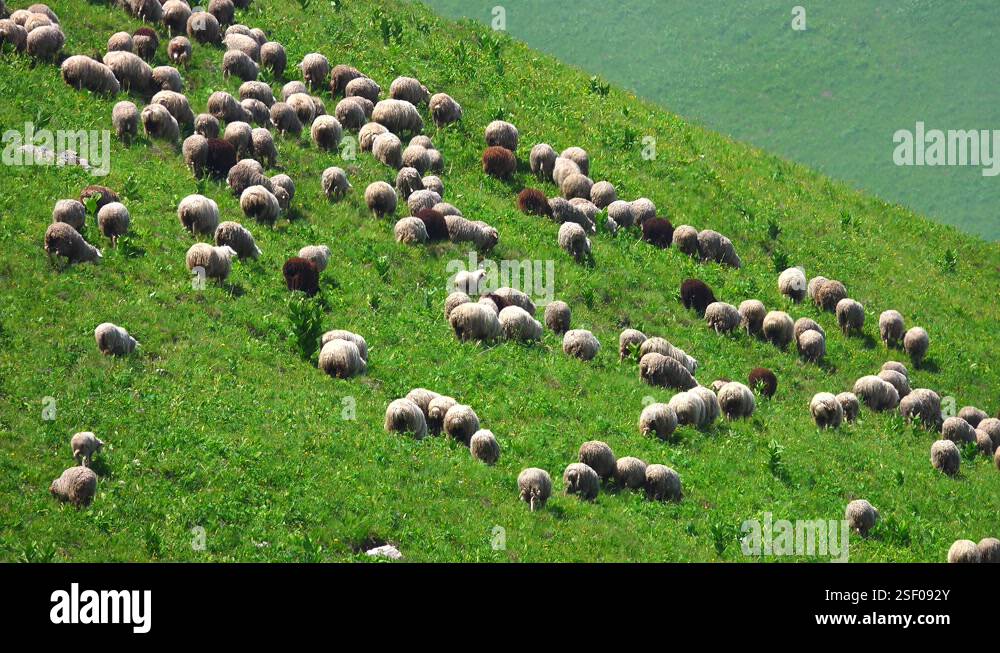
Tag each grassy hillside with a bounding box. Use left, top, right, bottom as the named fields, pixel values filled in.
left=0, top=0, right=998, bottom=562
left=426, top=0, right=1000, bottom=240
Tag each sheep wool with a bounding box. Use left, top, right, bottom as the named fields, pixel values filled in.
left=940, top=416, right=975, bottom=445
left=747, top=368, right=778, bottom=398
left=0, top=18, right=27, bottom=51
left=738, top=300, right=766, bottom=336
left=389, top=76, right=429, bottom=105
left=186, top=243, right=236, bottom=284
left=958, top=406, right=988, bottom=429
left=163, top=1, right=191, bottom=35
left=518, top=468, right=552, bottom=511
left=299, top=52, right=330, bottom=90
left=50, top=466, right=98, bottom=507
left=269, top=102, right=302, bottom=135
left=61, top=56, right=120, bottom=95
left=183, top=135, right=208, bottom=172
left=881, top=361, right=909, bottom=379
left=372, top=99, right=423, bottom=134
left=690, top=386, right=721, bottom=426
left=836, top=298, right=865, bottom=336
left=321, top=167, right=351, bottom=202
left=94, top=322, right=138, bottom=357
left=51, top=199, right=85, bottom=232
left=614, top=457, right=648, bottom=490
left=810, top=392, right=843, bottom=429
left=334, top=97, right=366, bottom=131
left=195, top=114, right=220, bottom=139
left=311, top=115, right=343, bottom=151
left=444, top=292, right=471, bottom=321
left=561, top=173, right=593, bottom=201
left=903, top=327, right=929, bottom=367
left=640, top=403, right=678, bottom=440
left=543, top=301, right=571, bottom=334
left=563, top=329, right=600, bottom=361
left=837, top=392, right=860, bottom=422
left=853, top=375, right=900, bottom=412
left=557, top=221, right=591, bottom=262
left=286, top=92, right=317, bottom=126
left=645, top=465, right=682, bottom=502
left=240, top=185, right=281, bottom=224
left=178, top=194, right=220, bottom=235
left=97, top=202, right=130, bottom=245
left=44, top=222, right=101, bottom=264
left=490, top=287, right=537, bottom=315
left=618, top=328, right=647, bottom=360
left=429, top=92, right=462, bottom=126
left=577, top=441, right=615, bottom=480
left=402, top=145, right=430, bottom=174
left=762, top=311, right=794, bottom=348
left=372, top=132, right=404, bottom=169
left=631, top=198, right=657, bottom=225
left=223, top=49, right=258, bottom=81
left=778, top=267, right=807, bottom=302
left=563, top=463, right=599, bottom=500
left=71, top=431, right=104, bottom=467
left=384, top=398, right=427, bottom=439
left=394, top=217, right=428, bottom=245
left=704, top=302, right=741, bottom=334
left=667, top=391, right=704, bottom=427
left=167, top=35, right=192, bottom=65
left=482, top=146, right=517, bottom=179
left=251, top=128, right=277, bottom=166
left=283, top=257, right=319, bottom=296
left=814, top=279, right=848, bottom=312
left=151, top=66, right=184, bottom=93
left=639, top=353, right=697, bottom=390
left=470, top=430, right=501, bottom=465
left=978, top=538, right=1000, bottom=563
left=947, top=539, right=979, bottom=563
left=899, top=388, right=942, bottom=429
left=797, top=329, right=826, bottom=363
left=499, top=306, right=543, bottom=341
left=878, top=310, right=905, bottom=347
left=974, top=429, right=994, bottom=457
left=140, top=103, right=179, bottom=142
left=404, top=388, right=440, bottom=419
left=260, top=41, right=286, bottom=76
left=102, top=50, right=152, bottom=93
left=930, top=439, right=960, bottom=476
left=977, top=418, right=1000, bottom=448
left=717, top=382, right=756, bottom=419
left=449, top=302, right=501, bottom=342
left=321, top=331, right=368, bottom=363
left=878, top=369, right=910, bottom=398
left=318, top=339, right=366, bottom=379
left=214, top=221, right=261, bottom=259
left=485, top=120, right=518, bottom=151
left=679, top=278, right=716, bottom=315
left=26, top=23, right=63, bottom=60
left=845, top=500, right=879, bottom=537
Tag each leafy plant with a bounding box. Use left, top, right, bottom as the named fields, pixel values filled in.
left=771, top=250, right=789, bottom=273
left=588, top=75, right=610, bottom=97
left=939, top=248, right=957, bottom=272
left=709, top=520, right=734, bottom=556
left=767, top=217, right=782, bottom=240
left=287, top=295, right=324, bottom=361
left=766, top=439, right=786, bottom=480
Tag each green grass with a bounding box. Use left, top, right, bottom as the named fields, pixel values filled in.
left=0, top=0, right=998, bottom=562
left=425, top=0, right=1000, bottom=240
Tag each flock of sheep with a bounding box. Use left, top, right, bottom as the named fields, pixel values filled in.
left=10, top=0, right=999, bottom=561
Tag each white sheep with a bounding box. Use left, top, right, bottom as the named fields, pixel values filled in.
left=384, top=398, right=427, bottom=439
left=449, top=302, right=501, bottom=342
left=557, top=221, right=591, bottom=261
left=810, top=392, right=843, bottom=428
left=614, top=456, right=647, bottom=489
left=836, top=298, right=865, bottom=336
left=318, top=339, right=366, bottom=378
left=667, top=391, right=704, bottom=427
left=717, top=382, right=755, bottom=419
left=645, top=464, right=682, bottom=502
left=563, top=463, right=599, bottom=500
left=44, top=222, right=101, bottom=264
left=394, top=217, right=428, bottom=244
left=49, top=466, right=97, bottom=507
left=930, top=439, right=960, bottom=476
left=640, top=403, right=678, bottom=440
left=777, top=267, right=807, bottom=302
left=94, top=322, right=138, bottom=356
left=321, top=167, right=351, bottom=201
left=498, top=306, right=542, bottom=341
left=852, top=375, right=900, bottom=412
left=485, top=120, right=518, bottom=151
left=185, top=243, right=237, bottom=284
left=518, top=468, right=552, bottom=511
left=177, top=194, right=220, bottom=235
left=562, top=329, right=600, bottom=361
left=470, top=430, right=501, bottom=465
left=878, top=310, right=905, bottom=347
left=903, top=327, right=929, bottom=367
left=845, top=500, right=879, bottom=537
left=70, top=431, right=104, bottom=467
left=298, top=245, right=331, bottom=273
left=704, top=302, right=741, bottom=334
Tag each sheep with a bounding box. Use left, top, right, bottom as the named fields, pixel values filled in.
left=208, top=91, right=250, bottom=124
left=810, top=392, right=843, bottom=428
left=163, top=1, right=191, bottom=36
left=563, top=329, right=600, bottom=361
left=550, top=158, right=581, bottom=190
left=404, top=388, right=439, bottom=418
left=899, top=388, right=942, bottom=429
left=25, top=23, right=62, bottom=60
left=640, top=353, right=697, bottom=390
left=418, top=395, right=456, bottom=436
left=260, top=41, right=286, bottom=76
left=636, top=338, right=695, bottom=374
left=947, top=539, right=979, bottom=562
left=101, top=50, right=152, bottom=93
left=271, top=174, right=296, bottom=209
left=583, top=180, right=617, bottom=209
left=185, top=9, right=220, bottom=43
left=70, top=431, right=104, bottom=467
left=79, top=185, right=120, bottom=210
left=558, top=222, right=591, bottom=261
left=283, top=257, right=319, bottom=296
left=421, top=175, right=444, bottom=197
left=853, top=375, right=900, bottom=412
left=704, top=302, right=741, bottom=335
left=444, top=293, right=471, bottom=321
left=641, top=217, right=674, bottom=249
left=52, top=199, right=86, bottom=232
left=321, top=331, right=368, bottom=363
left=297, top=245, right=331, bottom=273
left=195, top=114, right=220, bottom=139
left=640, top=402, right=679, bottom=440
left=814, top=279, right=847, bottom=312
left=449, top=302, right=501, bottom=342
left=878, top=370, right=910, bottom=398
left=499, top=306, right=543, bottom=341
left=298, top=52, right=330, bottom=90
left=797, top=329, right=826, bottom=363
left=434, top=203, right=462, bottom=217
left=446, top=216, right=499, bottom=250
left=548, top=197, right=592, bottom=231
left=358, top=182, right=396, bottom=218
left=228, top=159, right=273, bottom=196
left=793, top=317, right=825, bottom=343
left=49, top=466, right=98, bottom=507
left=679, top=279, right=716, bottom=315
left=470, top=430, right=501, bottom=465
left=762, top=311, right=794, bottom=348
left=977, top=418, right=1000, bottom=448
left=240, top=185, right=281, bottom=224
left=402, top=145, right=430, bottom=175
left=0, top=18, right=27, bottom=51
left=540, top=301, right=571, bottom=335
left=777, top=267, right=807, bottom=302
left=420, top=92, right=462, bottom=129
left=732, top=300, right=766, bottom=338
left=96, top=202, right=130, bottom=246
left=598, top=202, right=631, bottom=231
left=286, top=93, right=317, bottom=127
left=836, top=392, right=860, bottom=422
left=225, top=32, right=260, bottom=61
left=484, top=120, right=518, bottom=151
left=152, top=90, right=194, bottom=126
left=94, top=322, right=138, bottom=357
left=718, top=382, right=756, bottom=419
left=483, top=146, right=517, bottom=179
left=697, top=230, right=740, bottom=267
left=835, top=298, right=865, bottom=336
left=445, top=404, right=479, bottom=444
left=395, top=167, right=423, bottom=199
left=806, top=276, right=827, bottom=302
left=208, top=0, right=235, bottom=26
left=250, top=128, right=277, bottom=166
left=389, top=76, right=429, bottom=105
left=372, top=132, right=403, bottom=168
left=132, top=26, right=158, bottom=61
left=384, top=398, right=427, bottom=439
left=979, top=537, right=1000, bottom=563
left=321, top=167, right=351, bottom=202
left=393, top=217, right=428, bottom=245
left=559, top=172, right=592, bottom=201
left=667, top=391, right=704, bottom=427
left=881, top=361, right=909, bottom=379
left=214, top=221, right=260, bottom=259
left=518, top=468, right=552, bottom=511
left=327, top=64, right=362, bottom=96
left=372, top=99, right=423, bottom=134
left=177, top=194, right=220, bottom=235
left=199, top=138, right=236, bottom=180
left=412, top=208, right=448, bottom=242
left=151, top=66, right=183, bottom=93
left=239, top=81, right=274, bottom=109
left=876, top=310, right=905, bottom=347
left=958, top=406, right=988, bottom=428
left=627, top=198, right=655, bottom=225
left=939, top=417, right=976, bottom=446
left=61, top=56, right=121, bottom=96
left=167, top=35, right=192, bottom=65
left=614, top=457, right=647, bottom=489
left=843, top=499, right=879, bottom=537
left=521, top=143, right=556, bottom=181
left=745, top=368, right=777, bottom=399
left=552, top=463, right=601, bottom=503
left=903, top=327, right=929, bottom=367
left=139, top=103, right=179, bottom=143
left=345, top=76, right=381, bottom=102
left=186, top=243, right=236, bottom=284
left=618, top=328, right=647, bottom=360
left=309, top=115, right=343, bottom=152
left=223, top=49, right=258, bottom=81
left=691, top=386, right=721, bottom=425
left=318, top=339, right=366, bottom=379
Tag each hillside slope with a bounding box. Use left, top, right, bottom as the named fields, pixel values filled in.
left=0, top=0, right=998, bottom=562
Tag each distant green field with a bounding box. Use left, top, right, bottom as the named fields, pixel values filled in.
left=425, top=0, right=1000, bottom=240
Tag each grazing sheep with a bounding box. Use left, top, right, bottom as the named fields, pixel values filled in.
left=470, top=430, right=501, bottom=465
left=228, top=159, right=273, bottom=196
left=499, top=306, right=542, bottom=341
left=445, top=216, right=499, bottom=250
left=671, top=224, right=699, bottom=256
left=163, top=1, right=191, bottom=36
left=551, top=157, right=581, bottom=188
left=187, top=11, right=221, bottom=44
left=558, top=222, right=591, bottom=261
left=679, top=279, right=716, bottom=315
left=402, top=145, right=430, bottom=174
left=208, top=91, right=250, bottom=124
left=151, top=90, right=194, bottom=127
left=486, top=286, right=536, bottom=314
left=797, top=329, right=826, bottom=363
left=166, top=36, right=191, bottom=66
left=372, top=99, right=423, bottom=134
left=560, top=173, right=593, bottom=201
left=225, top=32, right=260, bottom=61
left=947, top=539, right=979, bottom=562
left=407, top=190, right=441, bottom=216
left=281, top=81, right=308, bottom=102
left=630, top=198, right=657, bottom=225
left=96, top=203, right=130, bottom=246
left=425, top=149, right=444, bottom=174
left=298, top=52, right=329, bottom=90
left=329, top=64, right=364, bottom=96
left=132, top=26, right=158, bottom=61
left=249, top=128, right=277, bottom=166
left=429, top=92, right=462, bottom=126
left=28, top=4, right=59, bottom=23
left=845, top=500, right=879, bottom=537
left=413, top=208, right=448, bottom=242
left=485, top=120, right=518, bottom=151
left=614, top=457, right=647, bottom=489
left=0, top=18, right=27, bottom=51
left=203, top=138, right=237, bottom=179
left=853, top=375, right=900, bottom=412
left=814, top=279, right=847, bottom=312
left=270, top=174, right=296, bottom=210
left=394, top=217, right=428, bottom=245
left=268, top=102, right=303, bottom=138
left=561, top=463, right=599, bottom=500
left=778, top=267, right=807, bottom=302
left=384, top=398, right=427, bottom=439
left=424, top=395, right=457, bottom=435
left=395, top=167, right=423, bottom=199
left=518, top=468, right=552, bottom=511
left=899, top=388, right=942, bottom=429
left=194, top=113, right=220, bottom=139
left=589, top=180, right=617, bottom=209
left=718, top=382, right=755, bottom=419
left=101, top=50, right=152, bottom=93
left=208, top=0, right=235, bottom=26
left=618, top=329, right=647, bottom=360
left=94, top=322, right=138, bottom=357
left=807, top=276, right=827, bottom=302
left=152, top=66, right=184, bottom=93
left=331, top=97, right=365, bottom=130
left=543, top=301, right=571, bottom=334
left=747, top=368, right=778, bottom=398
left=52, top=199, right=86, bottom=232
left=223, top=49, right=258, bottom=81
left=321, top=167, right=351, bottom=202
left=548, top=197, right=592, bottom=231
left=260, top=41, right=286, bottom=76
left=444, top=292, right=471, bottom=320
left=525, top=143, right=557, bottom=180
left=576, top=441, right=614, bottom=480
left=71, top=432, right=104, bottom=467
left=405, top=388, right=439, bottom=418
left=696, top=230, right=740, bottom=267
left=421, top=175, right=444, bottom=196
left=560, top=146, right=590, bottom=175
left=214, top=221, right=260, bottom=259
left=639, top=403, right=678, bottom=440
left=903, top=327, right=929, bottom=367
left=837, top=392, right=860, bottom=422
left=283, top=257, right=319, bottom=296
left=318, top=339, right=366, bottom=378
left=286, top=92, right=317, bottom=126
left=240, top=185, right=281, bottom=224
left=667, top=391, right=704, bottom=427
left=239, top=81, right=275, bottom=108
left=836, top=299, right=865, bottom=336
left=643, top=464, right=682, bottom=502
left=372, top=132, right=403, bottom=169
left=881, top=361, right=909, bottom=379
left=878, top=370, right=910, bottom=398
left=810, top=392, right=843, bottom=428
left=940, top=417, right=976, bottom=445
left=177, top=194, right=220, bottom=235
left=321, top=331, right=368, bottom=363
left=958, top=406, right=988, bottom=428
left=636, top=338, right=696, bottom=374
left=79, top=185, right=120, bottom=210
left=61, top=56, right=120, bottom=95
left=641, top=217, right=674, bottom=249
left=25, top=23, right=63, bottom=60
left=309, top=115, right=343, bottom=151
left=704, top=302, right=741, bottom=335
left=976, top=537, right=1000, bottom=563
left=386, top=76, right=427, bottom=105
left=49, top=466, right=97, bottom=507
left=977, top=418, right=1000, bottom=448
left=449, top=302, right=501, bottom=342
left=640, top=353, right=697, bottom=390
left=563, top=329, right=600, bottom=361
left=762, top=311, right=794, bottom=348
left=185, top=243, right=236, bottom=284
left=793, top=318, right=826, bottom=343
left=482, top=146, right=516, bottom=179
left=737, top=300, right=766, bottom=337
left=297, top=245, right=331, bottom=273
left=878, top=310, right=905, bottom=347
